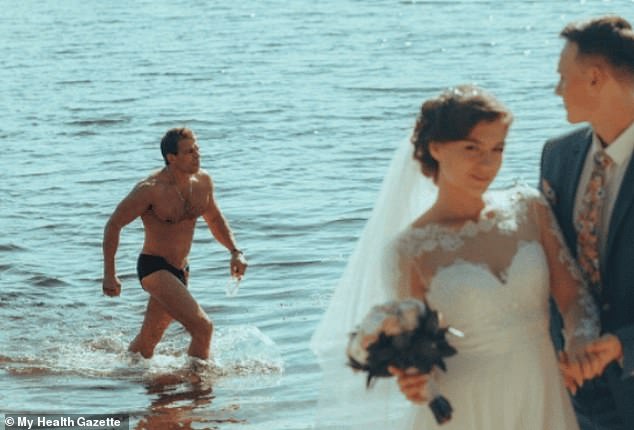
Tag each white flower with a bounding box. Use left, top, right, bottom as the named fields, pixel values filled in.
left=348, top=299, right=429, bottom=366
left=361, top=309, right=390, bottom=335
left=360, top=333, right=379, bottom=349
left=376, top=301, right=400, bottom=314
left=398, top=299, right=425, bottom=331
left=381, top=315, right=402, bottom=336
left=346, top=334, right=370, bottom=365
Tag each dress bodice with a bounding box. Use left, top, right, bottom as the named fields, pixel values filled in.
left=392, top=185, right=598, bottom=361
left=428, top=240, right=550, bottom=356
left=393, top=186, right=554, bottom=356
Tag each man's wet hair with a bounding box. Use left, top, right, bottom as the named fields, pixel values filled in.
left=160, top=127, right=196, bottom=165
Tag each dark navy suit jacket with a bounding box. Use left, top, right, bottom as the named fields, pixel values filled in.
left=540, top=126, right=634, bottom=428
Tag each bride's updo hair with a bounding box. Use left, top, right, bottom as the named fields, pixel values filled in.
left=411, top=85, right=512, bottom=180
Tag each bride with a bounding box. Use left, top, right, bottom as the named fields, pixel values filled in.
left=311, top=85, right=603, bottom=429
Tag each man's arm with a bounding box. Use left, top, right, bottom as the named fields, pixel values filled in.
left=201, top=175, right=247, bottom=278
left=102, top=181, right=153, bottom=296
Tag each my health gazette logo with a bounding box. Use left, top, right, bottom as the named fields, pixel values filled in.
left=3, top=414, right=129, bottom=430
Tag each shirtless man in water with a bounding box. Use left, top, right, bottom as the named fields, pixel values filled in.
left=102, top=127, right=247, bottom=360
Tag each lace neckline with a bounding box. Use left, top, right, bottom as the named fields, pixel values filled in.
left=410, top=204, right=498, bottom=238
left=407, top=185, right=534, bottom=240
left=399, top=186, right=536, bottom=255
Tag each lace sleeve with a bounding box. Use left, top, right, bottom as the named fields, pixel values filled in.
left=387, top=231, right=426, bottom=300
left=531, top=193, right=600, bottom=352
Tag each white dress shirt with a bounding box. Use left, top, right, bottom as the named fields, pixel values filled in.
left=573, top=120, right=634, bottom=258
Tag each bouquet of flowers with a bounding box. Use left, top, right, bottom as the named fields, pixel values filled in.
left=346, top=298, right=462, bottom=425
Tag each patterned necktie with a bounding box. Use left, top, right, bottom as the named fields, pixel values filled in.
left=576, top=150, right=612, bottom=297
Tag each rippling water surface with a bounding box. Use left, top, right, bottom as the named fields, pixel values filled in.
left=1, top=1, right=632, bottom=428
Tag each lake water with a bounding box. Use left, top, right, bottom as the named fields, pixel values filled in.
left=1, top=1, right=632, bottom=429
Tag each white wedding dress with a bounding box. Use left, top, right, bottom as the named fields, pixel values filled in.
left=390, top=186, right=596, bottom=430
left=311, top=139, right=598, bottom=430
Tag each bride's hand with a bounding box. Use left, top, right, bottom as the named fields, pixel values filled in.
left=584, top=334, right=624, bottom=374
left=558, top=348, right=603, bottom=394
left=388, top=366, right=430, bottom=404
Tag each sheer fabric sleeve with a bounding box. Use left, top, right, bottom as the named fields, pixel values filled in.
left=387, top=232, right=417, bottom=300
left=388, top=229, right=433, bottom=303
left=530, top=193, right=600, bottom=352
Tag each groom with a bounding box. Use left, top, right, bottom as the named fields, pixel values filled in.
left=540, top=15, right=634, bottom=430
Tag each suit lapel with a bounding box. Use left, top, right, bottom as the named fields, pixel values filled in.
left=562, top=128, right=593, bottom=251
left=606, top=154, right=634, bottom=260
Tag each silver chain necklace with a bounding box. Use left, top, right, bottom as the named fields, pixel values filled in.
left=168, top=166, right=193, bottom=209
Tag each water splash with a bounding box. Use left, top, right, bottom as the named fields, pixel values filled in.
left=0, top=325, right=283, bottom=385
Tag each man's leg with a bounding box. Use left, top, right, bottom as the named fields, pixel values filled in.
left=129, top=296, right=173, bottom=358
left=140, top=271, right=213, bottom=359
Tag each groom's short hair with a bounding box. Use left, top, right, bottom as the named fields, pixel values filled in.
left=561, top=15, right=634, bottom=79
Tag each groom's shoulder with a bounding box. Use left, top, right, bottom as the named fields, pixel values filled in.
left=541, top=126, right=592, bottom=166
left=544, top=125, right=592, bottom=151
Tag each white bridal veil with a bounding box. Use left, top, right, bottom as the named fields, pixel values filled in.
left=310, top=137, right=437, bottom=429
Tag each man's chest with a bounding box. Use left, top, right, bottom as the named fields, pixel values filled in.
left=149, top=186, right=210, bottom=223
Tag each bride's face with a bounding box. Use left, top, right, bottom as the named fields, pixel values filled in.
left=430, top=117, right=509, bottom=197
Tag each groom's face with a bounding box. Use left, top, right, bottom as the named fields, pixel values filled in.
left=556, top=42, right=600, bottom=124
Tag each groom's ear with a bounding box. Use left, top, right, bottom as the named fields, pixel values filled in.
left=588, top=63, right=608, bottom=93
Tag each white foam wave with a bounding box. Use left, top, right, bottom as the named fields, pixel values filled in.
left=1, top=325, right=284, bottom=386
